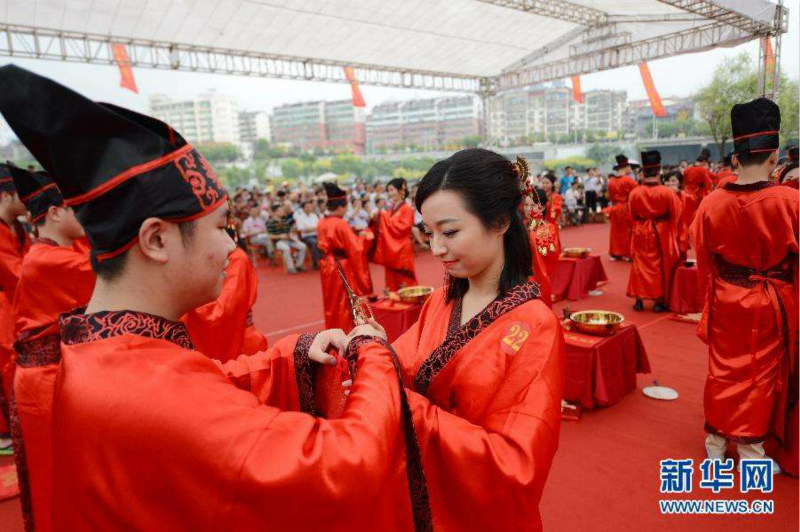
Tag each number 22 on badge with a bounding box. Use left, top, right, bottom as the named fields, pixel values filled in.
left=501, top=322, right=531, bottom=355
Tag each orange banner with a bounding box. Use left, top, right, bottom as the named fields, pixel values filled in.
left=343, top=67, right=365, bottom=108
left=571, top=75, right=582, bottom=103
left=638, top=62, right=665, bottom=118
left=112, top=43, right=138, bottom=94
left=762, top=37, right=775, bottom=78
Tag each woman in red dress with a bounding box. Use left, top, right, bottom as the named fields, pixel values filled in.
left=389, top=149, right=564, bottom=531
left=372, top=177, right=418, bottom=291
left=539, top=174, right=562, bottom=276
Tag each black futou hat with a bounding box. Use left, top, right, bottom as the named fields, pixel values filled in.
left=0, top=65, right=227, bottom=263
left=697, top=148, right=711, bottom=162
left=731, top=98, right=781, bottom=156
left=7, top=163, right=65, bottom=223
left=640, top=150, right=661, bottom=176
left=613, top=154, right=629, bottom=170
left=323, top=182, right=347, bottom=200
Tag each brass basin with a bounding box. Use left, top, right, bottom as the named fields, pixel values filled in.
left=569, top=310, right=624, bottom=336
left=563, top=247, right=591, bottom=258
left=397, top=286, right=434, bottom=304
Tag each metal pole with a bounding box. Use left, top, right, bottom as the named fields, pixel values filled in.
left=756, top=36, right=766, bottom=97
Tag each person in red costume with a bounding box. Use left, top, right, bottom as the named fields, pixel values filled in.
left=391, top=149, right=564, bottom=532
left=0, top=64, right=432, bottom=532
left=627, top=150, right=682, bottom=313
left=682, top=147, right=715, bottom=227
left=371, top=177, right=418, bottom=291
left=714, top=152, right=738, bottom=188
left=316, top=182, right=373, bottom=332
left=523, top=187, right=553, bottom=308
left=0, top=162, right=29, bottom=455
left=605, top=154, right=638, bottom=261
left=692, top=98, right=797, bottom=477
left=539, top=174, right=562, bottom=276
left=662, top=169, right=691, bottom=258
left=775, top=145, right=798, bottom=189
left=5, top=164, right=93, bottom=532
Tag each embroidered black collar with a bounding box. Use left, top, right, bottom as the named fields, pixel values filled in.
left=414, top=280, right=540, bottom=395
left=60, top=308, right=194, bottom=350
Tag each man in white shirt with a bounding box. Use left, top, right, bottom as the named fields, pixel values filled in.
left=294, top=199, right=321, bottom=269
left=241, top=205, right=273, bottom=264
left=582, top=167, right=602, bottom=221
left=564, top=181, right=583, bottom=225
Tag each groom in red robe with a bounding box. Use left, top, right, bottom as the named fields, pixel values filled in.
left=0, top=65, right=431, bottom=531
left=692, top=98, right=798, bottom=476
left=627, top=150, right=682, bottom=313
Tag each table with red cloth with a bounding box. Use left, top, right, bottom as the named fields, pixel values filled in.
left=669, top=265, right=703, bottom=314
left=562, top=322, right=651, bottom=409
left=551, top=254, right=609, bottom=302
left=370, top=298, right=424, bottom=342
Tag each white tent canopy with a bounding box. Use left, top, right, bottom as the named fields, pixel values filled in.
left=0, top=0, right=788, bottom=92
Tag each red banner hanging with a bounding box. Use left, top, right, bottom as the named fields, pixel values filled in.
left=638, top=62, right=665, bottom=118
left=343, top=67, right=366, bottom=108
left=112, top=43, right=138, bottom=94
left=571, top=75, right=582, bottom=103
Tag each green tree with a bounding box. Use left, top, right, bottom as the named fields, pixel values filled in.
left=460, top=135, right=482, bottom=148
left=586, top=144, right=621, bottom=168
left=695, top=52, right=799, bottom=156
left=279, top=158, right=306, bottom=179
left=330, top=154, right=363, bottom=176
left=197, top=143, right=240, bottom=163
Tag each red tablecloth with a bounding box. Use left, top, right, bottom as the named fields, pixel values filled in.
left=370, top=299, right=424, bottom=342
left=669, top=265, right=703, bottom=313
left=551, top=255, right=609, bottom=302
left=563, top=322, right=651, bottom=409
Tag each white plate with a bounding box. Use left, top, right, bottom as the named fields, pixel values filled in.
left=643, top=386, right=679, bottom=401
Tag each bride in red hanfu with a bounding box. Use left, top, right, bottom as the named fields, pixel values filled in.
left=363, top=149, right=565, bottom=532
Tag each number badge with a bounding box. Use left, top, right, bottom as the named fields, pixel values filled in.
left=501, top=322, right=531, bottom=356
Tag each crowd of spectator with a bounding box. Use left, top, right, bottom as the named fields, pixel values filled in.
left=230, top=178, right=423, bottom=273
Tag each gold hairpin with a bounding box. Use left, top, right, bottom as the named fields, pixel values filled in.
left=514, top=155, right=530, bottom=181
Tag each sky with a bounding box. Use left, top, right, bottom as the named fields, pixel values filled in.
left=0, top=0, right=798, bottom=141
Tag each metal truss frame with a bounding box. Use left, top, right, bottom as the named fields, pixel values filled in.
left=476, top=0, right=607, bottom=25
left=0, top=0, right=788, bottom=98
left=0, top=24, right=483, bottom=93
left=496, top=22, right=755, bottom=90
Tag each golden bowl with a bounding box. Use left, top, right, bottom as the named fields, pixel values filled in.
left=397, top=286, right=434, bottom=304
left=569, top=310, right=624, bottom=336
left=563, top=247, right=591, bottom=258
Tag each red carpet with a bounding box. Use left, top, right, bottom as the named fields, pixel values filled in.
left=0, top=222, right=796, bottom=531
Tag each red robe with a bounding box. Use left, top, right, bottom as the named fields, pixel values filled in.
left=682, top=165, right=714, bottom=226
left=627, top=183, right=682, bottom=303
left=692, top=182, right=798, bottom=475
left=605, top=176, right=638, bottom=258
left=48, top=310, right=421, bottom=531
left=542, top=193, right=563, bottom=276
left=182, top=247, right=268, bottom=362
left=9, top=238, right=95, bottom=532
left=0, top=219, right=30, bottom=435
left=372, top=202, right=418, bottom=291
left=528, top=230, right=553, bottom=307
left=392, top=281, right=564, bottom=532
left=674, top=190, right=691, bottom=257
left=714, top=167, right=737, bottom=189
left=317, top=215, right=373, bottom=332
